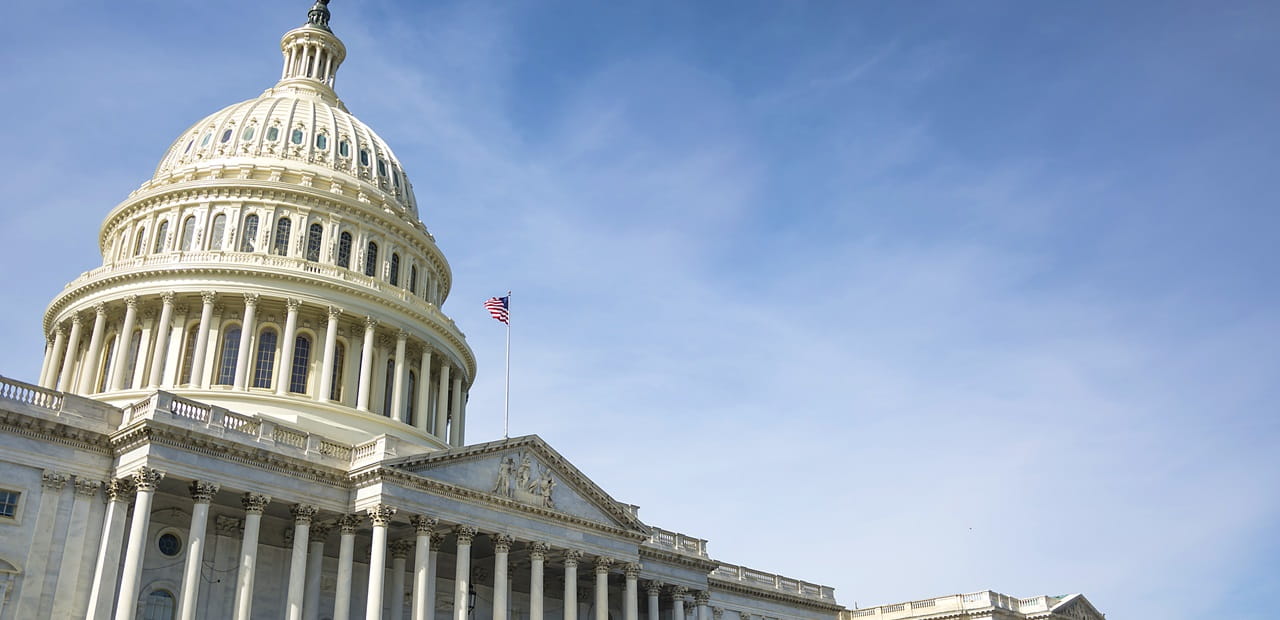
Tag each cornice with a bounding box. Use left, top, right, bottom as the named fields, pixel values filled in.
left=0, top=408, right=114, bottom=455
left=637, top=546, right=720, bottom=572
left=709, top=576, right=845, bottom=613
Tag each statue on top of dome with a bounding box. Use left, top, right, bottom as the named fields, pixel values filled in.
left=307, top=0, right=332, bottom=31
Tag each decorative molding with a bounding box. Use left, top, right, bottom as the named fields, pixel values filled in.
left=200, top=291, right=217, bottom=305
left=189, top=480, right=220, bottom=503
left=389, top=539, right=415, bottom=559
left=492, top=533, right=514, bottom=554
left=594, top=556, right=613, bottom=574
left=429, top=532, right=446, bottom=551
left=528, top=541, right=549, bottom=561
left=367, top=503, right=397, bottom=526
left=74, top=477, right=102, bottom=497
left=291, top=503, right=318, bottom=524
left=337, top=513, right=363, bottom=534
left=646, top=581, right=665, bottom=597
left=242, top=492, right=271, bottom=514
left=624, top=563, right=641, bottom=579
left=104, top=477, right=135, bottom=502
left=41, top=471, right=70, bottom=490
left=409, top=515, right=438, bottom=535
left=563, top=549, right=583, bottom=568
left=132, top=466, right=165, bottom=491
left=215, top=515, right=244, bottom=537
left=310, top=523, right=332, bottom=541
left=454, top=525, right=478, bottom=545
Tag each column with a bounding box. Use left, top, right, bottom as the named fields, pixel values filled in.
left=594, top=557, right=612, bottom=620
left=434, top=363, right=450, bottom=438
left=623, top=564, right=640, bottom=620
left=51, top=478, right=99, bottom=618
left=189, top=291, right=216, bottom=387
left=452, top=525, right=478, bottom=620
left=15, top=472, right=67, bottom=618
left=148, top=293, right=175, bottom=388
left=415, top=349, right=433, bottom=432
left=563, top=550, right=582, bottom=620
left=287, top=504, right=318, bottom=620
left=357, top=317, right=377, bottom=411
left=695, top=591, right=711, bottom=620
left=109, top=296, right=139, bottom=390
left=391, top=330, right=408, bottom=420
left=491, top=534, right=513, bottom=620
left=409, top=516, right=438, bottom=620
left=366, top=504, right=398, bottom=620
left=317, top=306, right=342, bottom=401
left=645, top=581, right=663, bottom=620
left=389, top=540, right=413, bottom=620
left=58, top=314, right=84, bottom=391
left=449, top=374, right=464, bottom=446
left=303, top=523, right=330, bottom=620
left=277, top=298, right=302, bottom=394
left=670, top=587, right=687, bottom=620
left=38, top=333, right=53, bottom=388
left=232, top=492, right=272, bottom=620
left=114, top=467, right=165, bottom=620
left=233, top=293, right=259, bottom=389
left=528, top=542, right=548, bottom=620
left=42, top=327, right=66, bottom=388
left=79, top=303, right=108, bottom=391
left=334, top=514, right=362, bottom=620
left=177, top=481, right=220, bottom=620
left=84, top=479, right=134, bottom=620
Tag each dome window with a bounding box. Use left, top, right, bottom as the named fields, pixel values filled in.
left=240, top=214, right=259, bottom=252
left=220, top=129, right=233, bottom=143
left=337, top=232, right=352, bottom=268
left=291, top=129, right=304, bottom=145
left=306, top=223, right=323, bottom=262
left=364, top=241, right=378, bottom=277
left=339, top=140, right=350, bottom=158
left=389, top=253, right=400, bottom=286
left=359, top=149, right=370, bottom=167
left=266, top=126, right=280, bottom=142
left=200, top=132, right=212, bottom=147
left=184, top=140, right=193, bottom=154
left=209, top=214, right=227, bottom=250
left=252, top=328, right=278, bottom=389
left=241, top=126, right=256, bottom=141
left=315, top=134, right=328, bottom=150
left=393, top=171, right=400, bottom=189
left=273, top=217, right=292, bottom=256
left=377, top=159, right=387, bottom=177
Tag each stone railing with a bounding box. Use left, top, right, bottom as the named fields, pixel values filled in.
left=711, top=562, right=837, bottom=602
left=0, top=374, right=123, bottom=429
left=842, top=591, right=1056, bottom=619
left=646, top=527, right=709, bottom=557
left=0, top=375, right=64, bottom=410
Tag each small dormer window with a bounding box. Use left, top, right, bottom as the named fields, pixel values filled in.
left=266, top=126, right=280, bottom=142
left=393, top=171, right=400, bottom=188
left=338, top=140, right=350, bottom=158
left=291, top=129, right=304, bottom=145
left=359, top=149, right=370, bottom=167
left=184, top=140, right=194, bottom=154
left=315, top=134, right=328, bottom=150
left=220, top=129, right=233, bottom=143
left=242, top=126, right=256, bottom=141
left=200, top=132, right=212, bottom=147
left=377, top=159, right=387, bottom=177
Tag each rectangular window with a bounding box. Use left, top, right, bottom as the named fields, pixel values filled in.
left=0, top=490, right=19, bottom=518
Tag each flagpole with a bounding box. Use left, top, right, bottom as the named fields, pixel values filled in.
left=504, top=290, right=511, bottom=439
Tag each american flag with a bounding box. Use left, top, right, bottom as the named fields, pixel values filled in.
left=484, top=296, right=510, bottom=324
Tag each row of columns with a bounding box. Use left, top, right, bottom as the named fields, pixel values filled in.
left=38, top=292, right=470, bottom=445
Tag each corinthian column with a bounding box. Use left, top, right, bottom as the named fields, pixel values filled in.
left=623, top=563, right=640, bottom=620
left=58, top=314, right=84, bottom=391
left=645, top=581, right=663, bottom=620
left=109, top=295, right=139, bottom=390
left=670, top=587, right=688, bottom=620
left=695, top=591, right=711, bottom=620
left=318, top=306, right=342, bottom=401
left=594, top=557, right=612, bottom=620
left=277, top=298, right=302, bottom=394
left=492, top=534, right=513, bottom=620
left=391, top=329, right=408, bottom=420
left=449, top=374, right=464, bottom=446
left=334, top=514, right=362, bottom=620
left=79, top=303, right=108, bottom=392
left=233, top=293, right=259, bottom=390
left=303, top=523, right=330, bottom=620
left=177, top=481, right=220, bottom=620
left=416, top=348, right=433, bottom=432
left=563, top=550, right=582, bottom=620
left=190, top=291, right=216, bottom=387
left=528, top=542, right=548, bottom=620
left=452, top=525, right=478, bottom=620
left=357, top=317, right=378, bottom=411
left=366, top=504, right=398, bottom=620
left=42, top=326, right=66, bottom=388
left=148, top=293, right=175, bottom=388
left=84, top=478, right=134, bottom=620
left=286, top=504, right=318, bottom=620
left=232, top=492, right=272, bottom=620
left=114, top=467, right=165, bottom=620
left=434, top=362, right=450, bottom=438
left=389, top=539, right=414, bottom=620
left=50, top=478, right=101, bottom=618
left=409, top=516, right=438, bottom=620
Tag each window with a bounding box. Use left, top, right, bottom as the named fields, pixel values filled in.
left=157, top=532, right=182, bottom=557
left=409, top=265, right=418, bottom=294
left=393, top=171, right=401, bottom=189
left=200, top=132, right=212, bottom=147
left=241, top=126, right=255, bottom=141
left=266, top=126, right=280, bottom=142
left=209, top=214, right=227, bottom=250
left=407, top=370, right=417, bottom=425
left=134, top=228, right=147, bottom=256
left=329, top=342, right=345, bottom=401
left=291, top=128, right=304, bottom=145
left=240, top=214, right=259, bottom=252
left=315, top=133, right=328, bottom=149
left=273, top=217, right=291, bottom=256
left=179, top=325, right=199, bottom=385
left=97, top=336, right=116, bottom=392
left=252, top=328, right=278, bottom=389
left=184, top=140, right=193, bottom=154
left=289, top=335, right=312, bottom=394
left=0, top=490, right=18, bottom=518
left=359, top=149, right=369, bottom=167
left=337, top=232, right=352, bottom=268
left=153, top=220, right=169, bottom=253
left=179, top=216, right=196, bottom=251
left=389, top=253, right=400, bottom=286
left=142, top=590, right=176, bottom=620
left=123, top=330, right=142, bottom=389
left=306, top=223, right=323, bottom=262
left=383, top=359, right=395, bottom=417
left=339, top=140, right=350, bottom=158
left=216, top=326, right=241, bottom=386
left=220, top=129, right=233, bottom=143
left=377, top=159, right=387, bottom=177
left=364, top=242, right=378, bottom=277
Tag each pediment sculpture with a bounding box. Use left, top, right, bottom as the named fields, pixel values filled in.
left=493, top=450, right=556, bottom=509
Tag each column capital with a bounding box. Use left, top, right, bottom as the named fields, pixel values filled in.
left=71, top=313, right=84, bottom=326
left=645, top=580, right=664, bottom=596
left=123, top=295, right=139, bottom=309
left=310, top=523, right=333, bottom=540
left=669, top=586, right=688, bottom=601
left=563, top=549, right=583, bottom=567
left=215, top=515, right=244, bottom=537
left=285, top=297, right=302, bottom=312
left=367, top=503, right=397, bottom=526
left=94, top=302, right=108, bottom=316
left=241, top=492, right=272, bottom=514
left=132, top=466, right=165, bottom=491
left=161, top=292, right=176, bottom=306
left=429, top=532, right=447, bottom=551
left=243, top=292, right=260, bottom=307
left=200, top=291, right=217, bottom=305
left=397, top=328, right=409, bottom=341
left=337, top=513, right=363, bottom=533
left=290, top=503, right=319, bottom=524
left=327, top=305, right=343, bottom=320
left=188, top=480, right=220, bottom=503
left=694, top=591, right=710, bottom=606
left=389, top=539, right=415, bottom=559
left=528, top=541, right=549, bottom=560
left=41, top=471, right=70, bottom=490
left=492, top=533, right=514, bottom=553
left=104, top=477, right=135, bottom=501
left=74, top=477, right=102, bottom=497
left=623, top=562, right=641, bottom=579
left=712, top=608, right=724, bottom=619
left=454, top=524, right=478, bottom=545
left=364, top=316, right=379, bottom=330
left=410, top=515, right=438, bottom=535
left=53, top=325, right=66, bottom=338
left=594, top=556, right=613, bottom=574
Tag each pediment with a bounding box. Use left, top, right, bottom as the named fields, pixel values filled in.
left=388, top=435, right=648, bottom=533
left=1051, top=594, right=1104, bottom=620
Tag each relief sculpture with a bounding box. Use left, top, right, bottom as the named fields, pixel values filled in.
left=493, top=451, right=556, bottom=508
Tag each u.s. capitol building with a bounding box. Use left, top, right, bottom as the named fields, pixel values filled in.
left=0, top=3, right=1106, bottom=620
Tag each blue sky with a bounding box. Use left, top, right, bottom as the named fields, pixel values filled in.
left=2, top=1, right=1278, bottom=618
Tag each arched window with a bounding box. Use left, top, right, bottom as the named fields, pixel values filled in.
left=364, top=242, right=379, bottom=277
left=289, top=335, right=312, bottom=394
left=240, top=214, right=259, bottom=252
left=337, top=232, right=352, bottom=268
left=142, top=589, right=176, bottom=620
left=389, top=253, right=400, bottom=286
left=383, top=359, right=395, bottom=417
left=252, top=328, right=278, bottom=389
left=123, top=329, right=143, bottom=389
left=153, top=220, right=169, bottom=253
left=409, top=265, right=418, bottom=294
left=273, top=217, right=291, bottom=256
left=216, top=326, right=241, bottom=386
left=179, top=324, right=200, bottom=385
left=179, top=216, right=196, bottom=251
left=329, top=341, right=346, bottom=401
left=209, top=214, right=227, bottom=250
left=306, top=223, right=323, bottom=262
left=98, top=336, right=117, bottom=392
left=134, top=228, right=147, bottom=256
left=407, top=370, right=417, bottom=425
